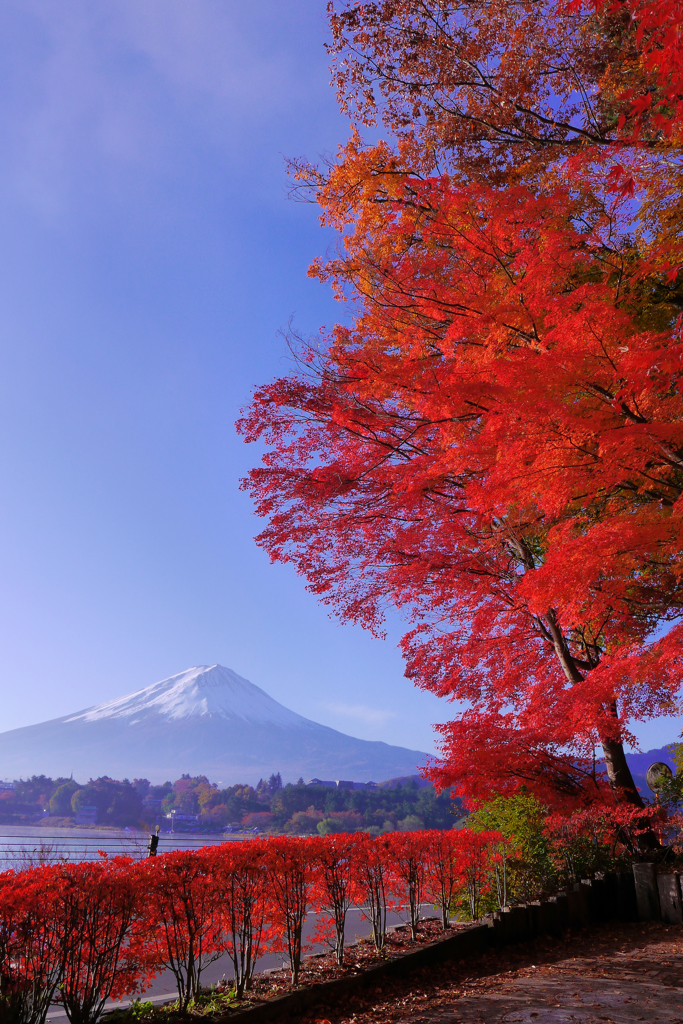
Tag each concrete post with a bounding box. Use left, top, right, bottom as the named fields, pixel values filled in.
left=495, top=905, right=529, bottom=945
left=657, top=874, right=683, bottom=925
left=590, top=876, right=608, bottom=921
left=616, top=871, right=638, bottom=921
left=537, top=899, right=561, bottom=936
left=550, top=892, right=570, bottom=933
left=602, top=872, right=619, bottom=918
left=633, top=863, right=661, bottom=921
left=580, top=879, right=597, bottom=922
left=568, top=884, right=589, bottom=927
left=527, top=901, right=542, bottom=937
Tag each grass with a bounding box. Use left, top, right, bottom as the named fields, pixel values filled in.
left=104, top=988, right=243, bottom=1022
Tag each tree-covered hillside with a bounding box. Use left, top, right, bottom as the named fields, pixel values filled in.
left=0, top=772, right=460, bottom=832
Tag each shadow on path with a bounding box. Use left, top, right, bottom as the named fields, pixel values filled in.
left=301, top=922, right=683, bottom=1024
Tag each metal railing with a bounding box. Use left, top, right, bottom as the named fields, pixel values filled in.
left=0, top=831, right=247, bottom=870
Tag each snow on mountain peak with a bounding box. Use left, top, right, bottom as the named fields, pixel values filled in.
left=66, top=665, right=311, bottom=728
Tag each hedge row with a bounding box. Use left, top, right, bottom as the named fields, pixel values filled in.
left=0, top=804, right=660, bottom=1024
left=0, top=829, right=502, bottom=1024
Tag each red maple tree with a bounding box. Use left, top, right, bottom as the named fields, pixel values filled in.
left=240, top=0, right=683, bottom=815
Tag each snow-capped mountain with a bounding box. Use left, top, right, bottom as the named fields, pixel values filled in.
left=0, top=665, right=428, bottom=784
left=68, top=665, right=309, bottom=729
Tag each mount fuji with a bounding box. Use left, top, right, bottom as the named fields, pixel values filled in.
left=0, top=665, right=429, bottom=784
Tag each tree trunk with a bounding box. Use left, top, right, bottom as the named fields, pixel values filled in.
left=543, top=611, right=653, bottom=818
left=601, top=735, right=644, bottom=808
left=602, top=733, right=662, bottom=852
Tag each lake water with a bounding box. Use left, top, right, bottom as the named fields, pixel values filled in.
left=0, top=823, right=246, bottom=869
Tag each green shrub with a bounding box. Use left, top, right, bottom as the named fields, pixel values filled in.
left=469, top=793, right=555, bottom=904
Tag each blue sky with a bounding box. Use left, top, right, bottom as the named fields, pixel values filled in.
left=0, top=0, right=676, bottom=759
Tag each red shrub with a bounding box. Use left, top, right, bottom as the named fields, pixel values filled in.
left=137, top=849, right=223, bottom=1010
left=312, top=833, right=361, bottom=964
left=453, top=829, right=503, bottom=920
left=387, top=832, right=426, bottom=940
left=545, top=804, right=660, bottom=883
left=0, top=864, right=65, bottom=1023
left=266, top=836, right=319, bottom=985
left=55, top=857, right=144, bottom=1024
left=352, top=833, right=395, bottom=951
left=422, top=830, right=461, bottom=929
left=209, top=841, right=270, bottom=999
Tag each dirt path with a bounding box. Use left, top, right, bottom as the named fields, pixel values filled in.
left=303, top=923, right=683, bottom=1024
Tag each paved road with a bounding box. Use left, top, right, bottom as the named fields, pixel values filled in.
left=45, top=906, right=415, bottom=1021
